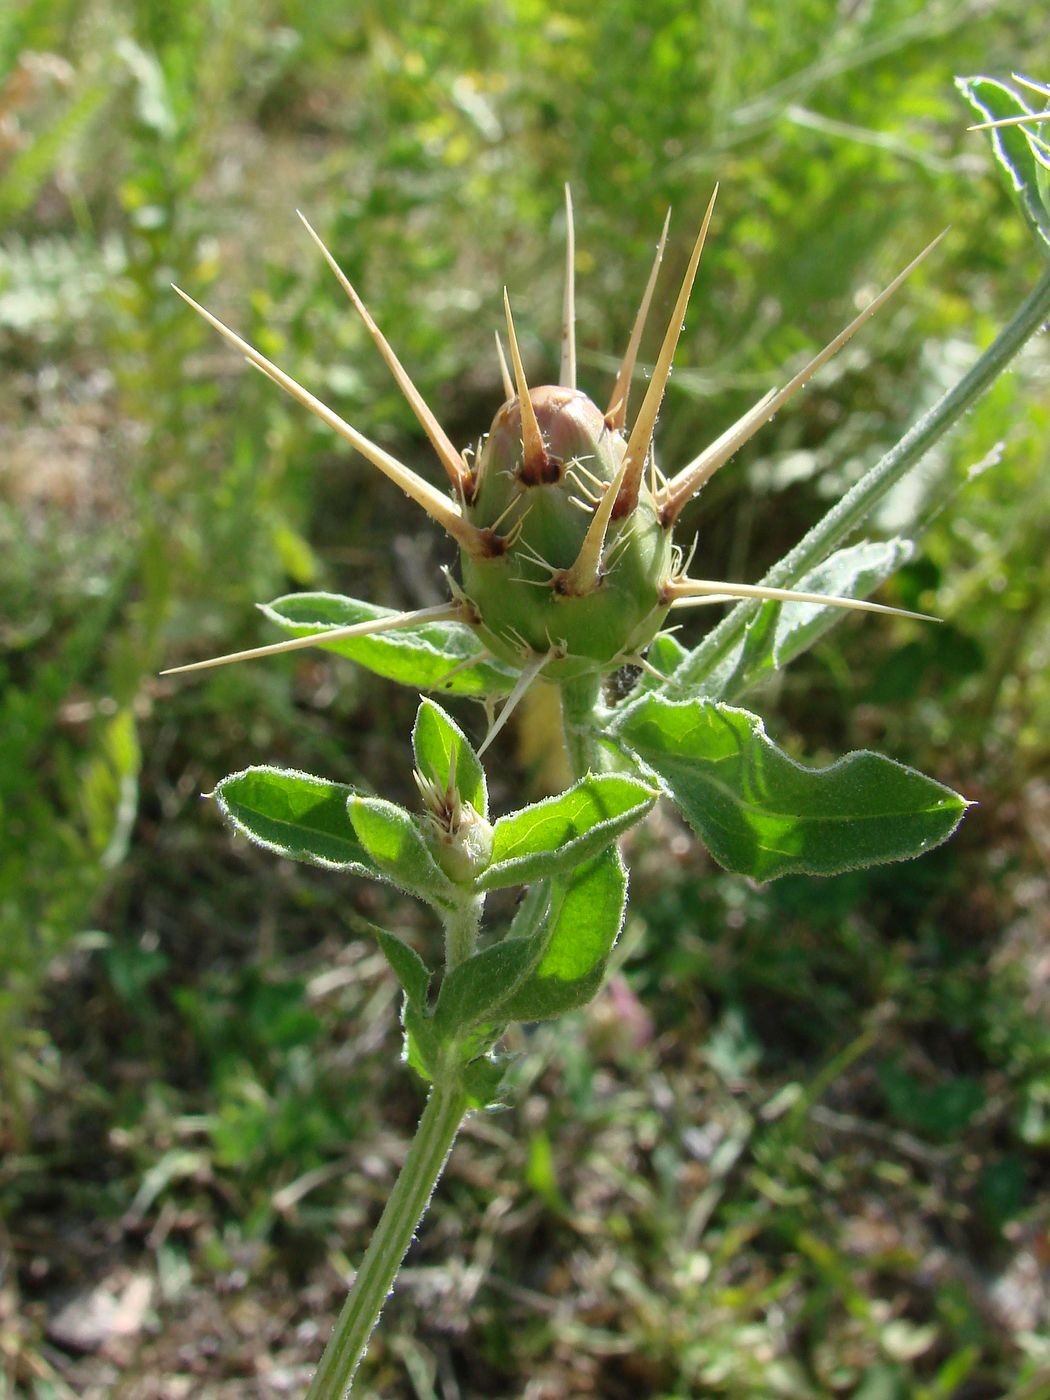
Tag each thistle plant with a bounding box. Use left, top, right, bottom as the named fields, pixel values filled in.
left=163, top=81, right=1050, bottom=1397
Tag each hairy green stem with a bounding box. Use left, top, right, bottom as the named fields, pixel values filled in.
left=559, top=673, right=604, bottom=778
left=676, top=264, right=1050, bottom=689
left=305, top=1080, right=469, bottom=1400
left=443, top=894, right=484, bottom=969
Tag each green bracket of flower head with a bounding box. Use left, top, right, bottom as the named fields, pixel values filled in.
left=958, top=75, right=1050, bottom=260
left=168, top=187, right=951, bottom=732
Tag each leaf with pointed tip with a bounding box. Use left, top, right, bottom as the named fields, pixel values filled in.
left=375, top=929, right=432, bottom=1008
left=435, top=884, right=552, bottom=1043
left=499, top=848, right=627, bottom=1022
left=682, top=539, right=916, bottom=703
left=613, top=694, right=969, bottom=880
left=214, top=766, right=379, bottom=876
left=348, top=795, right=457, bottom=907
left=412, top=700, right=487, bottom=817
left=958, top=76, right=1050, bottom=259
left=477, top=773, right=657, bottom=891
left=260, top=592, right=516, bottom=698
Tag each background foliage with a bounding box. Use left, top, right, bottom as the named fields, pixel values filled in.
left=2, top=1, right=1048, bottom=1396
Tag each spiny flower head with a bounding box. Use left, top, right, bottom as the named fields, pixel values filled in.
left=163, top=187, right=939, bottom=741
left=461, top=384, right=671, bottom=678
left=413, top=747, right=494, bottom=885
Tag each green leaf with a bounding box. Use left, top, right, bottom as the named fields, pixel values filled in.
left=957, top=76, right=1050, bottom=259
left=433, top=939, right=536, bottom=1041
left=214, top=767, right=378, bottom=875
left=692, top=598, right=781, bottom=703
left=613, top=694, right=969, bottom=880
left=499, top=848, right=628, bottom=1022
left=647, top=632, right=688, bottom=675
left=433, top=849, right=627, bottom=1037
left=772, top=539, right=916, bottom=671
left=672, top=539, right=914, bottom=703
left=478, top=773, right=657, bottom=891
left=412, top=699, right=487, bottom=817
left=348, top=795, right=456, bottom=907
left=402, top=1000, right=439, bottom=1084
left=637, top=631, right=688, bottom=692
left=461, top=1052, right=516, bottom=1110
left=506, top=880, right=552, bottom=943
left=260, top=592, right=516, bottom=698
left=374, top=929, right=432, bottom=1008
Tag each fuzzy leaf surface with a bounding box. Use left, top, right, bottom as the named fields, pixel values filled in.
left=375, top=929, right=432, bottom=1008
left=260, top=592, right=516, bottom=697
left=432, top=939, right=537, bottom=1041
left=670, top=539, right=914, bottom=703
left=958, top=76, right=1050, bottom=259
left=772, top=539, right=916, bottom=671
left=348, top=795, right=456, bottom=907
left=214, top=767, right=378, bottom=875
left=412, top=699, right=487, bottom=816
left=402, top=1000, right=439, bottom=1084
left=613, top=695, right=969, bottom=880
left=499, top=848, right=627, bottom=1022
left=461, top=1054, right=515, bottom=1110
left=477, top=774, right=657, bottom=891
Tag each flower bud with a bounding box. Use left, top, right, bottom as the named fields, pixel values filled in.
left=415, top=764, right=495, bottom=885
left=460, top=386, right=673, bottom=678
left=428, top=801, right=495, bottom=885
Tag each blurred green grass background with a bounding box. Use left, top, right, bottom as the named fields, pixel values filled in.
left=2, top=1, right=1049, bottom=1396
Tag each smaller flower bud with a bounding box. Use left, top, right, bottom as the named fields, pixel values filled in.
left=414, top=767, right=495, bottom=885
left=428, top=801, right=495, bottom=885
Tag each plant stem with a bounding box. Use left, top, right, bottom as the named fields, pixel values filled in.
left=443, top=894, right=484, bottom=969
left=559, top=672, right=604, bottom=777
left=305, top=1080, right=469, bottom=1400
left=677, top=264, right=1050, bottom=689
